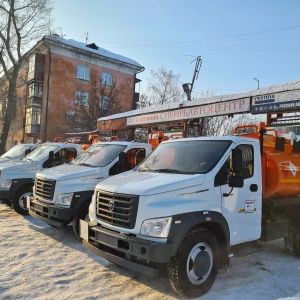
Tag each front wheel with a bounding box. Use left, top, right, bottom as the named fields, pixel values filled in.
left=12, top=186, right=33, bottom=215
left=168, top=228, right=219, bottom=298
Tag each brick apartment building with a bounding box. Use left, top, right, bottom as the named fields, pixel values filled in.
left=0, top=34, right=144, bottom=149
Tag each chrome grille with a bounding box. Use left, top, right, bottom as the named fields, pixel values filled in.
left=96, top=190, right=139, bottom=229
left=35, top=177, right=56, bottom=200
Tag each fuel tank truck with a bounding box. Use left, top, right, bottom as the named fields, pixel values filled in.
left=81, top=122, right=300, bottom=298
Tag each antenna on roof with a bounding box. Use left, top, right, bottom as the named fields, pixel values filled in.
left=86, top=32, right=88, bottom=44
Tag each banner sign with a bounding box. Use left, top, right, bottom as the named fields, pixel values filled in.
left=126, top=98, right=250, bottom=126
left=251, top=89, right=300, bottom=114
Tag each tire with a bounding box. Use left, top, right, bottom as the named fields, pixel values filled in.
left=167, top=228, right=219, bottom=298
left=72, top=201, right=90, bottom=239
left=12, top=186, right=33, bottom=216
left=284, top=220, right=300, bottom=256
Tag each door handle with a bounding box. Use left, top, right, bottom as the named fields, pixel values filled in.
left=250, top=184, right=258, bottom=192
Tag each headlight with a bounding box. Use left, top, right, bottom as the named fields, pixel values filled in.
left=141, top=217, right=172, bottom=238
left=1, top=179, right=12, bottom=189
left=56, top=193, right=73, bottom=206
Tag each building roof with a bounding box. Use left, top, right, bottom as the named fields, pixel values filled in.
left=43, top=34, right=143, bottom=70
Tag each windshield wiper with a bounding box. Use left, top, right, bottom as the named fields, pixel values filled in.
left=79, top=163, right=95, bottom=167
left=155, top=168, right=184, bottom=174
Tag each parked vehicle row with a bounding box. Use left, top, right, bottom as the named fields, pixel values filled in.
left=1, top=123, right=300, bottom=298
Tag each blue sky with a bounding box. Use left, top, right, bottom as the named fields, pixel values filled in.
left=53, top=0, right=300, bottom=98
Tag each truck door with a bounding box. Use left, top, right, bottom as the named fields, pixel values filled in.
left=216, top=143, right=261, bottom=245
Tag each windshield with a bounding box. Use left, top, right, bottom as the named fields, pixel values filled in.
left=71, top=143, right=126, bottom=167
left=137, top=140, right=231, bottom=174
left=24, top=144, right=59, bottom=162
left=1, top=144, right=34, bottom=159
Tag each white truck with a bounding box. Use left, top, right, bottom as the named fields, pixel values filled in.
left=0, top=143, right=39, bottom=162
left=27, top=141, right=152, bottom=238
left=80, top=122, right=300, bottom=298
left=0, top=142, right=82, bottom=215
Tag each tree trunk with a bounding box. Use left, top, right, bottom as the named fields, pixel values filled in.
left=0, top=64, right=20, bottom=155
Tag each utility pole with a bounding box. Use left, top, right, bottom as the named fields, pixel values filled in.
left=182, top=56, right=202, bottom=101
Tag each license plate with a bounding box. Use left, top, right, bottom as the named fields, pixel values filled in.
left=26, top=196, right=31, bottom=209
left=80, top=219, right=89, bottom=241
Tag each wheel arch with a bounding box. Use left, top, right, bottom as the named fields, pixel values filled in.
left=70, top=190, right=94, bottom=213
left=168, top=211, right=230, bottom=268
left=11, top=178, right=34, bottom=199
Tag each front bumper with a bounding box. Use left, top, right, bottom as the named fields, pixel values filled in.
left=28, top=196, right=74, bottom=227
left=80, top=220, right=177, bottom=277
left=0, top=189, right=11, bottom=200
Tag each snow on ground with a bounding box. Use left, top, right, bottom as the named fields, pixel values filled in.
left=0, top=203, right=300, bottom=300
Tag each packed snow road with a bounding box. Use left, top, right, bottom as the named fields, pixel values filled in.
left=0, top=203, right=299, bottom=300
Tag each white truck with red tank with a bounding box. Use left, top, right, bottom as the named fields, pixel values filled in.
left=80, top=122, right=300, bottom=298
left=0, top=142, right=82, bottom=215
left=27, top=141, right=152, bottom=237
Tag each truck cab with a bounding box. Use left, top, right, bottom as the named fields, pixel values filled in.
left=0, top=142, right=81, bottom=215
left=27, top=141, right=152, bottom=238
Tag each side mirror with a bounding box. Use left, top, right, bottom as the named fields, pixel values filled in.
left=135, top=151, right=140, bottom=166
left=231, top=148, right=242, bottom=173
left=118, top=152, right=126, bottom=172
left=48, top=150, right=54, bottom=167
left=228, top=175, right=244, bottom=188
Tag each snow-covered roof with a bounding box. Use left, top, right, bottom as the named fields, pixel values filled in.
left=44, top=34, right=143, bottom=69
left=97, top=79, right=300, bottom=121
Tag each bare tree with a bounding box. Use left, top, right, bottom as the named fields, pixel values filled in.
left=0, top=0, right=52, bottom=154
left=139, top=66, right=184, bottom=107
left=66, top=80, right=121, bottom=132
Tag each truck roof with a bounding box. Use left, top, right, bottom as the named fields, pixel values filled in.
left=162, top=135, right=258, bottom=144
left=96, top=141, right=151, bottom=147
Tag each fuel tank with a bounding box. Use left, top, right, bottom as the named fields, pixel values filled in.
left=263, top=148, right=300, bottom=204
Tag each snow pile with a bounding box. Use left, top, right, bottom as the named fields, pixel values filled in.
left=0, top=203, right=300, bottom=300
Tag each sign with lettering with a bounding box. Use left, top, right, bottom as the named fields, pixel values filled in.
left=251, top=89, right=300, bottom=114
left=126, top=98, right=250, bottom=126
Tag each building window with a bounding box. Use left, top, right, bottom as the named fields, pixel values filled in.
left=28, top=55, right=35, bottom=73
left=26, top=107, right=41, bottom=125
left=15, top=119, right=19, bottom=132
left=75, top=91, right=88, bottom=106
left=18, top=76, right=23, bottom=86
left=77, top=65, right=90, bottom=81
left=28, top=82, right=43, bottom=97
left=101, top=71, right=112, bottom=86
left=1, top=96, right=8, bottom=118
left=17, top=99, right=21, bottom=110
left=100, top=96, right=109, bottom=109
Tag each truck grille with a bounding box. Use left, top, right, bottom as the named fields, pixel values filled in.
left=35, top=177, right=56, bottom=201
left=95, top=190, right=139, bottom=229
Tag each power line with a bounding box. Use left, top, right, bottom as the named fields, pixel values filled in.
left=94, top=25, right=300, bottom=48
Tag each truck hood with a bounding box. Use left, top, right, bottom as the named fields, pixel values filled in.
left=36, top=164, right=102, bottom=181
left=0, top=160, right=37, bottom=171
left=96, top=170, right=206, bottom=196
